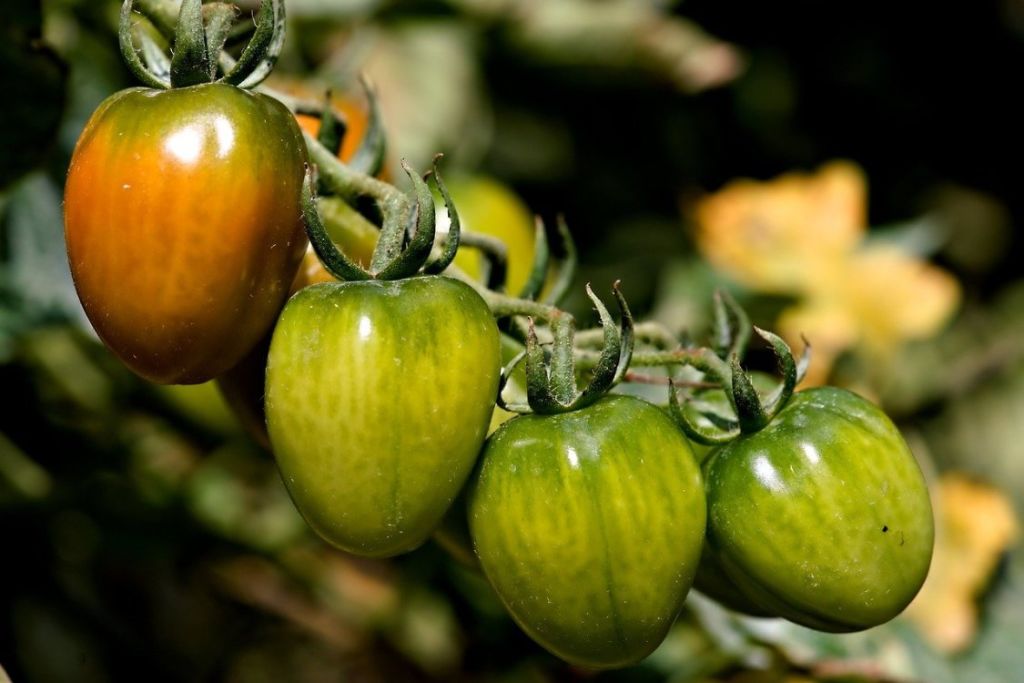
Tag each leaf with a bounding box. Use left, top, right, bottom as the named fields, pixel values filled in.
left=1, top=173, right=87, bottom=326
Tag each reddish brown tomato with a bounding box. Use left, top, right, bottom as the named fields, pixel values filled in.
left=64, top=83, right=308, bottom=384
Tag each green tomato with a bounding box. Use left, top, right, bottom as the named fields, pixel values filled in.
left=703, top=386, right=933, bottom=631
left=693, top=547, right=774, bottom=617
left=444, top=175, right=542, bottom=295
left=469, top=395, right=706, bottom=669
left=265, top=276, right=500, bottom=558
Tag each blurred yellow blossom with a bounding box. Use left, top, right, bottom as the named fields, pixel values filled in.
left=693, top=161, right=960, bottom=385
left=694, top=160, right=865, bottom=294
left=905, top=473, right=1018, bottom=653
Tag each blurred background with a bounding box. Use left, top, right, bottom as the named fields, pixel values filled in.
left=3, top=0, right=1024, bottom=680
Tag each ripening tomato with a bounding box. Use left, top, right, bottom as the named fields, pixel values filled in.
left=64, top=83, right=307, bottom=384
left=469, top=396, right=706, bottom=668
left=295, top=94, right=368, bottom=165
left=443, top=176, right=542, bottom=295
left=265, top=276, right=500, bottom=557
left=702, top=387, right=934, bottom=631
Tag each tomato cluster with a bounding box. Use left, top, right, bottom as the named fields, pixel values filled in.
left=63, top=0, right=934, bottom=672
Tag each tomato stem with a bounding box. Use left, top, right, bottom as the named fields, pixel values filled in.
left=456, top=232, right=509, bottom=291
left=517, top=217, right=550, bottom=300
left=549, top=316, right=578, bottom=405
left=623, top=372, right=719, bottom=388
left=519, top=283, right=634, bottom=414
left=221, top=0, right=286, bottom=88
left=134, top=0, right=178, bottom=35
left=169, top=0, right=212, bottom=87
left=302, top=170, right=373, bottom=281
left=372, top=160, right=438, bottom=278
left=731, top=355, right=769, bottom=433
left=120, top=1, right=172, bottom=88
left=346, top=76, right=388, bottom=178
left=541, top=216, right=578, bottom=307
left=312, top=90, right=346, bottom=156
left=712, top=289, right=751, bottom=361
left=128, top=0, right=286, bottom=90
left=576, top=321, right=679, bottom=351
left=423, top=162, right=463, bottom=276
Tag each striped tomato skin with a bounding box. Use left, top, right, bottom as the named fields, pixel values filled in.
left=266, top=277, right=501, bottom=558
left=703, top=387, right=934, bottom=632
left=469, top=395, right=706, bottom=669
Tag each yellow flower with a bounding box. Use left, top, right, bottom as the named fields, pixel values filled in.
left=778, top=244, right=961, bottom=385
left=905, top=473, right=1018, bottom=653
left=693, top=161, right=960, bottom=385
left=693, top=161, right=865, bottom=294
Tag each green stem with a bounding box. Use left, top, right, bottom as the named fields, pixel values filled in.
left=457, top=232, right=508, bottom=291
left=575, top=346, right=730, bottom=383
left=304, top=131, right=402, bottom=208
left=135, top=0, right=179, bottom=35
left=549, top=316, right=578, bottom=405
left=169, top=0, right=211, bottom=88
left=472, top=287, right=564, bottom=323
left=575, top=321, right=678, bottom=350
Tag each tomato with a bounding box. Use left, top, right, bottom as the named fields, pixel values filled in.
left=469, top=395, right=706, bottom=669
left=702, top=387, right=933, bottom=631
left=295, top=93, right=368, bottom=165
left=265, top=276, right=500, bottom=557
left=64, top=83, right=307, bottom=384
left=279, top=80, right=391, bottom=180
left=443, top=176, right=540, bottom=295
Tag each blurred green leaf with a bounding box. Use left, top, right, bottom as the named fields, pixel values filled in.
left=1, top=174, right=85, bottom=326
left=288, top=0, right=383, bottom=18
left=881, top=282, right=1024, bottom=416
left=186, top=445, right=307, bottom=551
left=0, top=430, right=52, bottom=502
left=323, top=21, right=490, bottom=168
left=922, top=359, right=1024, bottom=512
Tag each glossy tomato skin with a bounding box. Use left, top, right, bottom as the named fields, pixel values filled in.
left=703, top=387, right=933, bottom=632
left=65, top=84, right=307, bottom=384
left=266, top=276, right=500, bottom=558
left=469, top=396, right=706, bottom=669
